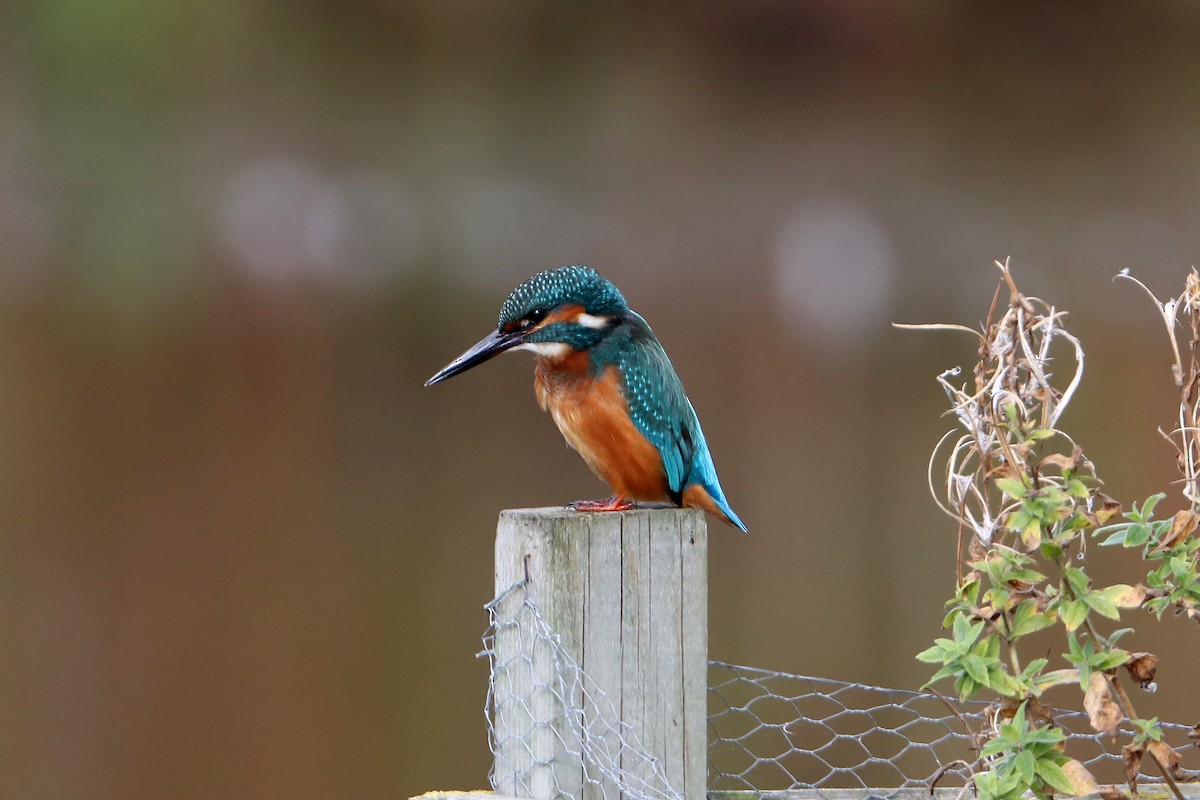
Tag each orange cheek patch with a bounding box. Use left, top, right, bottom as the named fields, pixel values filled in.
left=537, top=304, right=586, bottom=329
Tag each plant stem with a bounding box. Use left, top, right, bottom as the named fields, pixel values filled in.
left=1150, top=750, right=1187, bottom=800
left=1107, top=673, right=1187, bottom=800
left=1107, top=673, right=1137, bottom=723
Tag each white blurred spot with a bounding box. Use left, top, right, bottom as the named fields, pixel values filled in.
left=218, top=158, right=424, bottom=290
left=220, top=158, right=341, bottom=282
left=772, top=200, right=895, bottom=346
left=0, top=88, right=50, bottom=303
left=0, top=188, right=50, bottom=302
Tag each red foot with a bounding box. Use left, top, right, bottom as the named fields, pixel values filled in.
left=567, top=494, right=636, bottom=512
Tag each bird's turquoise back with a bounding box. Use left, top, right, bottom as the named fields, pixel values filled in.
left=594, top=312, right=747, bottom=532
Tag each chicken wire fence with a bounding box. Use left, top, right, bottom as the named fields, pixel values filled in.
left=482, top=580, right=1198, bottom=799
left=706, top=663, right=1198, bottom=792
left=483, top=578, right=682, bottom=800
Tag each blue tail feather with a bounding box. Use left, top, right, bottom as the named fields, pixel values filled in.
left=687, top=439, right=747, bottom=533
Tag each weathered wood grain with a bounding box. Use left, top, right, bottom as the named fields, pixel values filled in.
left=493, top=507, right=708, bottom=800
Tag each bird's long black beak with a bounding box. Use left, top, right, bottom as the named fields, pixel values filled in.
left=425, top=329, right=524, bottom=386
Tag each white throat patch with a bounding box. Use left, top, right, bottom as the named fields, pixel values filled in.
left=515, top=341, right=572, bottom=359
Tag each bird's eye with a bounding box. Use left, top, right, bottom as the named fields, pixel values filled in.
left=520, top=308, right=547, bottom=329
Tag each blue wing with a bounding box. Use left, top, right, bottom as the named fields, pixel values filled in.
left=609, top=313, right=747, bottom=532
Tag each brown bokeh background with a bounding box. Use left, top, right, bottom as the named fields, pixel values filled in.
left=4, top=2, right=1200, bottom=798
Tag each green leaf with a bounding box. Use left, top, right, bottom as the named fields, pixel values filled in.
left=976, top=768, right=1019, bottom=800
left=1065, top=478, right=1089, bottom=498
left=973, top=770, right=999, bottom=800
left=1060, top=599, right=1089, bottom=631
left=1011, top=600, right=1055, bottom=636
left=1108, top=627, right=1134, bottom=644
left=1094, top=649, right=1131, bottom=671
left=987, top=586, right=1012, bottom=610
left=1010, top=701, right=1027, bottom=731
left=1027, top=428, right=1056, bottom=441
left=960, top=576, right=982, bottom=603
left=962, top=653, right=991, bottom=685
left=996, top=769, right=1024, bottom=800
left=1019, top=657, right=1049, bottom=680
left=1014, top=749, right=1036, bottom=784
left=1033, top=668, right=1080, bottom=691
left=1008, top=509, right=1033, bottom=532
left=982, top=633, right=1001, bottom=659
left=1139, top=493, right=1165, bottom=521
left=953, top=613, right=983, bottom=646
left=988, top=668, right=1023, bottom=698
left=916, top=644, right=947, bottom=663
left=1099, top=527, right=1128, bottom=546
left=1133, top=717, right=1162, bottom=743
left=997, top=477, right=1029, bottom=499
left=1125, top=524, right=1152, bottom=548
left=1035, top=758, right=1077, bottom=796
left=1146, top=568, right=1167, bottom=589
left=928, top=663, right=961, bottom=685
left=1062, top=512, right=1092, bottom=532
left=1039, top=541, right=1064, bottom=560
left=1063, top=633, right=1093, bottom=689
left=1101, top=584, right=1147, bottom=609
left=1082, top=590, right=1120, bottom=620
left=1021, top=520, right=1043, bottom=550
left=1066, top=631, right=1085, bottom=660
left=1064, top=567, right=1090, bottom=596
left=980, top=736, right=1012, bottom=759
left=1008, top=568, right=1047, bottom=584
left=1025, top=725, right=1065, bottom=747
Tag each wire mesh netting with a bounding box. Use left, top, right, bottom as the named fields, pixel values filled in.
left=482, top=579, right=683, bottom=800
left=483, top=583, right=1199, bottom=799
left=708, top=662, right=1198, bottom=793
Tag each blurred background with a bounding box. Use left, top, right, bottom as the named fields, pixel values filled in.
left=4, top=1, right=1200, bottom=798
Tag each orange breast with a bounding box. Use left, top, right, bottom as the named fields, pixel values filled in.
left=534, top=358, right=669, bottom=502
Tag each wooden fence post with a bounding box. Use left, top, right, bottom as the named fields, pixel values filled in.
left=492, top=506, right=708, bottom=800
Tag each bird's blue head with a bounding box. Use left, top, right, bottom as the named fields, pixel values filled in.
left=499, top=266, right=627, bottom=350
left=425, top=266, right=628, bottom=385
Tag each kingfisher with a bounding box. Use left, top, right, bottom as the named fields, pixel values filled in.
left=425, top=266, right=747, bottom=532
